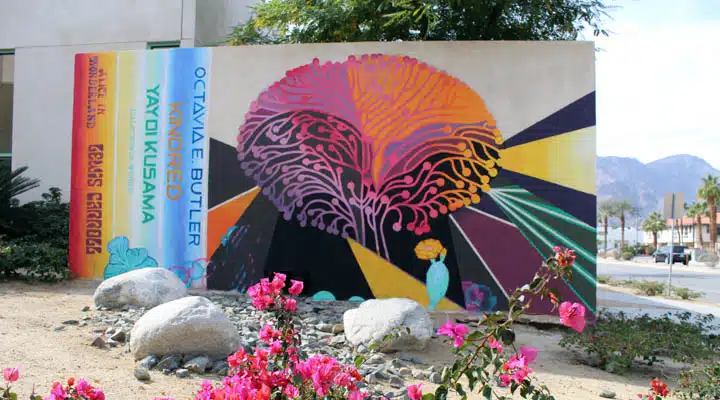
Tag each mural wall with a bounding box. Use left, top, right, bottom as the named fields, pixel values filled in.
left=70, top=42, right=597, bottom=315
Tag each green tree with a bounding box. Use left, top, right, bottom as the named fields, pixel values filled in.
left=598, top=199, right=617, bottom=253
left=698, top=175, right=720, bottom=251
left=0, top=166, right=40, bottom=210
left=642, top=211, right=667, bottom=251
left=616, top=200, right=639, bottom=249
left=228, top=0, right=612, bottom=45
left=686, top=201, right=708, bottom=249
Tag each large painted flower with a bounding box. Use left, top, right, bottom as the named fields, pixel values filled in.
left=103, top=236, right=158, bottom=279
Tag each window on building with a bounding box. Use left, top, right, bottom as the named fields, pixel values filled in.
left=0, top=50, right=14, bottom=175
left=147, top=41, right=181, bottom=50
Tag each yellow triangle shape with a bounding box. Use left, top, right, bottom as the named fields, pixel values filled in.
left=500, top=127, right=596, bottom=195
left=347, top=239, right=462, bottom=311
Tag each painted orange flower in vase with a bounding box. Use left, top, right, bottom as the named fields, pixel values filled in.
left=415, top=239, right=449, bottom=310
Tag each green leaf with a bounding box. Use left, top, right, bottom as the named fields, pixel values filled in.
left=511, top=382, right=519, bottom=394
left=500, top=328, right=516, bottom=345
left=455, top=383, right=466, bottom=397
left=9, top=393, right=17, bottom=400
left=354, top=355, right=365, bottom=368
left=482, top=385, right=492, bottom=399
left=434, top=386, right=449, bottom=400
left=422, top=394, right=435, bottom=400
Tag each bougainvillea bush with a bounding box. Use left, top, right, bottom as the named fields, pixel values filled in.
left=5, top=246, right=589, bottom=400
left=194, top=246, right=587, bottom=400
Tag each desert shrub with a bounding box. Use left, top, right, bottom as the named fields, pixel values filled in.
left=673, top=287, right=704, bottom=301
left=560, top=311, right=720, bottom=374
left=633, top=280, right=666, bottom=296
left=597, top=274, right=612, bottom=284
left=697, top=252, right=719, bottom=268
left=677, top=361, right=720, bottom=400
left=621, top=247, right=636, bottom=260
left=0, top=240, right=70, bottom=282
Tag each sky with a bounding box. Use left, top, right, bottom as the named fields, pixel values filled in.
left=585, top=0, right=720, bottom=169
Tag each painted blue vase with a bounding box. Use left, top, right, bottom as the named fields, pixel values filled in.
left=426, top=253, right=449, bottom=310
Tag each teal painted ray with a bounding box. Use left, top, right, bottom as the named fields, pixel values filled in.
left=487, top=186, right=597, bottom=313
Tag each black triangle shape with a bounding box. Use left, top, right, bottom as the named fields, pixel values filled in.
left=504, top=92, right=595, bottom=148
left=209, top=138, right=257, bottom=209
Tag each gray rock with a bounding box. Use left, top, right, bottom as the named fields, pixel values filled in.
left=330, top=336, right=346, bottom=346
left=411, top=370, right=427, bottom=380
left=139, top=355, right=159, bottom=370
left=316, top=323, right=334, bottom=333
left=332, top=324, right=345, bottom=334
left=130, top=296, right=241, bottom=360
left=91, top=336, right=107, bottom=349
left=429, top=372, right=442, bottom=384
left=156, top=354, right=182, bottom=371
left=133, top=367, right=151, bottom=381
left=211, top=360, right=229, bottom=375
left=93, top=267, right=188, bottom=310
left=390, top=376, right=404, bottom=388
left=53, top=326, right=65, bottom=332
left=391, top=359, right=406, bottom=368
left=63, top=320, right=79, bottom=325
left=82, top=306, right=91, bottom=312
left=599, top=390, right=616, bottom=399
left=184, top=356, right=211, bottom=373
left=366, top=354, right=385, bottom=365
left=343, top=298, right=432, bottom=353
left=110, top=331, right=127, bottom=343
left=175, top=368, right=190, bottom=378
left=398, top=367, right=412, bottom=376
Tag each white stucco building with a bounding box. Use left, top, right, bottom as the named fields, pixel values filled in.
left=642, top=213, right=720, bottom=250
left=0, top=0, right=254, bottom=199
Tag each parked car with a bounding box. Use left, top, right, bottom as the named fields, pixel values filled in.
left=653, top=245, right=691, bottom=265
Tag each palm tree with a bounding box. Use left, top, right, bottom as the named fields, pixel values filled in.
left=642, top=212, right=667, bottom=251
left=616, top=200, right=639, bottom=248
left=698, top=175, right=720, bottom=251
left=0, top=166, right=40, bottom=209
left=598, top=199, right=617, bottom=253
left=686, top=202, right=707, bottom=248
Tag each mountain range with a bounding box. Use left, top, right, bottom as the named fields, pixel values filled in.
left=597, top=155, right=720, bottom=217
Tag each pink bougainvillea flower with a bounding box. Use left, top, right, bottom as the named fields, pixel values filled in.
left=520, top=347, right=538, bottom=364
left=487, top=337, right=503, bottom=352
left=270, top=340, right=284, bottom=354
left=284, top=297, right=297, bottom=312
left=512, top=365, right=532, bottom=383
left=271, top=273, right=287, bottom=292
left=499, top=374, right=512, bottom=387
left=437, top=320, right=470, bottom=348
left=2, top=366, right=19, bottom=382
left=559, top=301, right=586, bottom=333
left=259, top=324, right=278, bottom=343
left=407, top=383, right=423, bottom=400
left=553, top=246, right=577, bottom=268
left=349, top=390, right=370, bottom=400
left=289, top=280, right=304, bottom=296
left=283, top=384, right=300, bottom=398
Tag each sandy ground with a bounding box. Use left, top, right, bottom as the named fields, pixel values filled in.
left=0, top=280, right=684, bottom=400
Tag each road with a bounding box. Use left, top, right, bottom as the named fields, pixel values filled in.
left=598, top=261, right=720, bottom=304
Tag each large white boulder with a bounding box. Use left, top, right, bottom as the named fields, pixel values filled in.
left=93, top=268, right=188, bottom=309
left=130, top=296, right=241, bottom=360
left=343, top=298, right=433, bottom=352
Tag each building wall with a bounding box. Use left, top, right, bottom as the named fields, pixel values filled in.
left=0, top=0, right=249, bottom=200
left=69, top=43, right=597, bottom=315
left=195, top=0, right=255, bottom=46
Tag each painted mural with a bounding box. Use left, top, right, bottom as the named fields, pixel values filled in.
left=70, top=45, right=597, bottom=316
